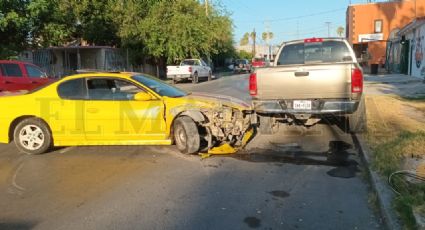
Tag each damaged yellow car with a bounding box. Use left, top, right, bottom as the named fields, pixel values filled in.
left=0, top=72, right=254, bottom=155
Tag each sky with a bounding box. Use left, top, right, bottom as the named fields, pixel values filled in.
left=219, top=0, right=371, bottom=45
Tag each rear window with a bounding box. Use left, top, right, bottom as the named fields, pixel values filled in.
left=277, top=40, right=351, bottom=65
left=181, top=60, right=199, bottom=66
left=58, top=78, right=87, bottom=99
left=0, top=63, right=23, bottom=77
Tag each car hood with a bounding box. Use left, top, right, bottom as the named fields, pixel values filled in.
left=165, top=92, right=252, bottom=111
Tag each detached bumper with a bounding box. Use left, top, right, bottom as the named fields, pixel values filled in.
left=253, top=99, right=359, bottom=115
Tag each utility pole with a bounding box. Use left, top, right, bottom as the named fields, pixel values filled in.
left=325, top=22, right=331, bottom=37
left=205, top=0, right=209, bottom=17
left=252, top=28, right=256, bottom=57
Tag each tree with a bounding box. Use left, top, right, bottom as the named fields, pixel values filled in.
left=262, top=32, right=274, bottom=42
left=337, top=26, right=345, bottom=37
left=0, top=0, right=31, bottom=58
left=240, top=33, right=249, bottom=46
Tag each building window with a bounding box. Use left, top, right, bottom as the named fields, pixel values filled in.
left=374, top=20, right=383, bottom=33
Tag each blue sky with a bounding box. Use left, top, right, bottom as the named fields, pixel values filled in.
left=219, top=0, right=369, bottom=45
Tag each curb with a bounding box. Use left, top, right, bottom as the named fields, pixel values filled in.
left=352, top=134, right=402, bottom=230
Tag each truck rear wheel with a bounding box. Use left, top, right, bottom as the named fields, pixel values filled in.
left=258, top=115, right=278, bottom=135
left=192, top=72, right=198, bottom=84
left=347, top=97, right=367, bottom=133
left=208, top=71, right=212, bottom=81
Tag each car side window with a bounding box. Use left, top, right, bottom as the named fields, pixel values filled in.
left=0, top=63, right=23, bottom=77
left=25, top=64, right=46, bottom=78
left=87, top=78, right=144, bottom=101
left=57, top=78, right=87, bottom=100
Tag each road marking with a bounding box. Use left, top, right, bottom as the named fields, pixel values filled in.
left=60, top=146, right=76, bottom=154
left=12, top=163, right=25, bottom=191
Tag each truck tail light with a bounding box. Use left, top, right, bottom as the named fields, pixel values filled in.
left=189, top=66, right=192, bottom=72
left=304, top=37, right=323, bottom=43
left=249, top=73, right=257, bottom=96
left=351, top=68, right=363, bottom=93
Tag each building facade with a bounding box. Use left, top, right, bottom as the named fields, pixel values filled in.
left=346, top=0, right=425, bottom=70
left=398, top=17, right=425, bottom=78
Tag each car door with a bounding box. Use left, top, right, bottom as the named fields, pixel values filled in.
left=200, top=60, right=209, bottom=77
left=84, top=77, right=166, bottom=142
left=23, top=64, right=51, bottom=90
left=0, top=63, right=30, bottom=91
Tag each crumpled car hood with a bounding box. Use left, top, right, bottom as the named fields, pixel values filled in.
left=184, top=92, right=251, bottom=111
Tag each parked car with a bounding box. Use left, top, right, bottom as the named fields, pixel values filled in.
left=0, top=72, right=253, bottom=155
left=251, top=57, right=269, bottom=69
left=250, top=37, right=366, bottom=134
left=233, top=59, right=251, bottom=73
left=167, top=59, right=212, bottom=84
left=0, top=60, right=53, bottom=93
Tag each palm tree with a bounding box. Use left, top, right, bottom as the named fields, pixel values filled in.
left=337, top=26, right=345, bottom=37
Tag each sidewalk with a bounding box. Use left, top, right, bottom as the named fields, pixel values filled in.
left=365, top=73, right=425, bottom=99
left=362, top=73, right=425, bottom=229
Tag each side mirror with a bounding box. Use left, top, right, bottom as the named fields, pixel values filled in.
left=134, top=92, right=152, bottom=101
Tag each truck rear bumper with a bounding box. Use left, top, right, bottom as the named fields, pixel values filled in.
left=253, top=99, right=359, bottom=115
left=167, top=74, right=191, bottom=80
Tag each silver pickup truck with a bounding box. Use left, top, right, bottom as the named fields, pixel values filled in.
left=250, top=38, right=366, bottom=134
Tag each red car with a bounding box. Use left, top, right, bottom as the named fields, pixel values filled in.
left=251, top=57, right=269, bottom=69
left=0, top=60, right=53, bottom=92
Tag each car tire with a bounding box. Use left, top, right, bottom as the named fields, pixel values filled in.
left=258, top=115, right=278, bottom=135
left=173, top=116, right=200, bottom=154
left=14, top=118, right=52, bottom=155
left=208, top=71, right=212, bottom=81
left=348, top=96, right=367, bottom=133
left=192, top=72, right=198, bottom=84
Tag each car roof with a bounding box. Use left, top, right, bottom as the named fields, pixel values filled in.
left=0, top=60, right=36, bottom=65
left=61, top=72, right=137, bottom=81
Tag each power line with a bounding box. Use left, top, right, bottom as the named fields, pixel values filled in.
left=236, top=7, right=346, bottom=24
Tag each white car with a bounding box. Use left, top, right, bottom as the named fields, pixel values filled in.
left=167, top=59, right=212, bottom=84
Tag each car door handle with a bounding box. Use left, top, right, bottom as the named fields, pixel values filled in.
left=3, top=81, right=12, bottom=84
left=30, top=81, right=38, bottom=84
left=86, top=108, right=99, bottom=113
left=294, top=71, right=309, bottom=77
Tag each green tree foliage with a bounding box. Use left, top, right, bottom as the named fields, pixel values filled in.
left=240, top=32, right=250, bottom=46
left=127, top=0, right=233, bottom=64
left=236, top=50, right=253, bottom=60
left=337, top=26, right=345, bottom=37
left=0, top=0, right=234, bottom=66
left=0, top=0, right=31, bottom=58
left=262, top=31, right=273, bottom=42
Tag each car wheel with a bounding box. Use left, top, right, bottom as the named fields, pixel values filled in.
left=258, top=115, right=278, bottom=135
left=347, top=96, right=367, bottom=133
left=192, top=72, right=198, bottom=84
left=173, top=116, right=200, bottom=154
left=208, top=71, right=212, bottom=81
left=14, top=118, right=52, bottom=155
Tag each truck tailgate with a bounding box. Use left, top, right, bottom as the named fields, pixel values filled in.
left=257, top=64, right=352, bottom=100
left=167, top=66, right=190, bottom=76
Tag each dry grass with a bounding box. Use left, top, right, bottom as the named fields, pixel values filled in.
left=365, top=94, right=425, bottom=229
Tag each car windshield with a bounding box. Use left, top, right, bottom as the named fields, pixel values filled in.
left=131, top=75, right=188, bottom=98
left=277, top=40, right=351, bottom=65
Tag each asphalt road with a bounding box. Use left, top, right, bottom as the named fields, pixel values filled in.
left=0, top=74, right=382, bottom=230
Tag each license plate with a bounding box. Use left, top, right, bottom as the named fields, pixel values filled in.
left=293, top=100, right=312, bottom=110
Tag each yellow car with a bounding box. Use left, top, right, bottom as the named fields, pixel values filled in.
left=0, top=72, right=254, bottom=155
